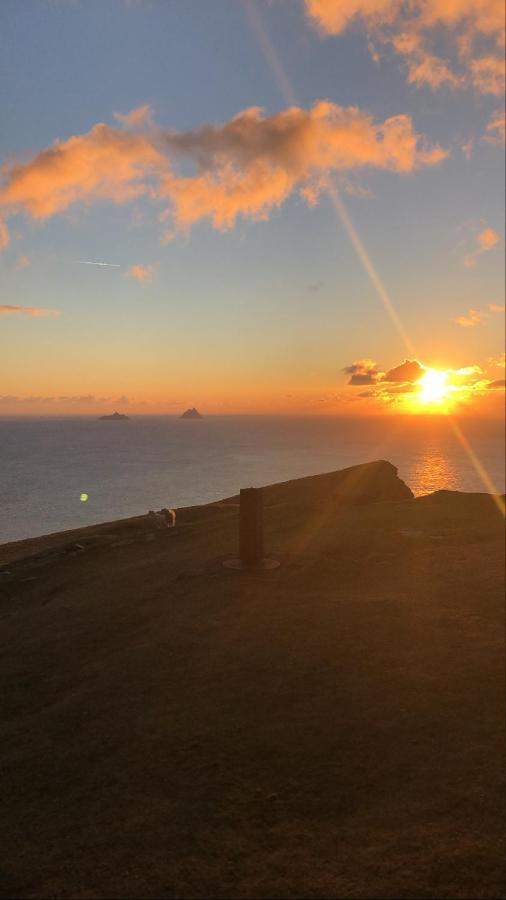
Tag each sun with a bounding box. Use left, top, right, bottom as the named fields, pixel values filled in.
left=416, top=368, right=451, bottom=407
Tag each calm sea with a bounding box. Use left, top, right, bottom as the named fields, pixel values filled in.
left=1, top=415, right=504, bottom=544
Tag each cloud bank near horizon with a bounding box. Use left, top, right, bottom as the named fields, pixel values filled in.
left=0, top=304, right=61, bottom=317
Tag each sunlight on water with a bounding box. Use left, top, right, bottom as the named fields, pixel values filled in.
left=407, top=444, right=460, bottom=496
left=0, top=415, right=504, bottom=542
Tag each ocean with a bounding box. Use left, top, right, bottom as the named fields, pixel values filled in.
left=1, top=415, right=504, bottom=544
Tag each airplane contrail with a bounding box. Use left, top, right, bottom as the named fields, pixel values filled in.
left=77, top=260, right=121, bottom=267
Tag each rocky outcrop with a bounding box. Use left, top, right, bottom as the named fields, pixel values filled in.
left=258, top=460, right=413, bottom=509
left=99, top=411, right=129, bottom=420
left=180, top=408, right=202, bottom=419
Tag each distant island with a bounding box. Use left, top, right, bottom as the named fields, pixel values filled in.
left=180, top=408, right=202, bottom=419
left=99, top=411, right=130, bottom=421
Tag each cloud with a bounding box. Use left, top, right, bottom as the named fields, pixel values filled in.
left=453, top=307, right=488, bottom=326
left=462, top=138, right=474, bottom=159
left=343, top=358, right=378, bottom=374
left=488, top=352, right=506, bottom=367
left=464, top=224, right=501, bottom=266
left=383, top=359, right=425, bottom=382
left=0, top=394, right=132, bottom=408
left=127, top=263, right=157, bottom=283
left=0, top=218, right=9, bottom=249
left=0, top=104, right=446, bottom=243
left=470, top=55, right=505, bottom=94
left=304, top=0, right=505, bottom=95
left=478, top=226, right=500, bottom=250
left=348, top=372, right=380, bottom=385
left=158, top=103, right=446, bottom=231
left=0, top=304, right=61, bottom=317
left=484, top=109, right=506, bottom=142
left=487, top=378, right=506, bottom=388
left=453, top=302, right=503, bottom=325
left=347, top=353, right=497, bottom=410
left=113, top=104, right=154, bottom=129
left=343, top=358, right=382, bottom=384
left=15, top=254, right=29, bottom=269
left=0, top=121, right=168, bottom=222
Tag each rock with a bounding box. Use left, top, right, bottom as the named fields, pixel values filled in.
left=261, top=460, right=413, bottom=510
left=180, top=408, right=202, bottom=419
left=99, top=411, right=129, bottom=421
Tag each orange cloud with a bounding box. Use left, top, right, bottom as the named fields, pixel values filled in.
left=158, top=102, right=446, bottom=231
left=453, top=307, right=488, bottom=326
left=0, top=122, right=168, bottom=221
left=304, top=0, right=505, bottom=94
left=463, top=224, right=501, bottom=266
left=16, top=254, right=30, bottom=270
left=343, top=358, right=382, bottom=384
left=470, top=56, right=505, bottom=94
left=0, top=217, right=9, bottom=249
left=346, top=353, right=497, bottom=412
left=484, top=109, right=506, bottom=142
left=114, top=104, right=154, bottom=129
left=0, top=304, right=61, bottom=317
left=478, top=226, right=500, bottom=250
left=405, top=51, right=463, bottom=89
left=127, top=263, right=157, bottom=283
left=0, top=104, right=446, bottom=241
left=383, top=359, right=425, bottom=382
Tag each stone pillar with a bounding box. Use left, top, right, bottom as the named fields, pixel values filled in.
left=239, top=487, right=264, bottom=566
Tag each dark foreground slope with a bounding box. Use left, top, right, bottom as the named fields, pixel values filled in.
left=0, top=462, right=504, bottom=899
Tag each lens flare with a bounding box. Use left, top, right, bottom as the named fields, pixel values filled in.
left=80, top=492, right=89, bottom=502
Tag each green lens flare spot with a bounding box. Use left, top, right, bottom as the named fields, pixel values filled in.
left=80, top=493, right=89, bottom=502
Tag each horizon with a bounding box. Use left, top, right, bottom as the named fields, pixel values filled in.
left=1, top=0, right=504, bottom=419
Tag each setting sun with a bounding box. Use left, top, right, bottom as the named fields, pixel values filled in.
left=417, top=368, right=452, bottom=406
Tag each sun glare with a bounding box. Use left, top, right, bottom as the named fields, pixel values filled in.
left=417, top=368, right=450, bottom=405
left=407, top=367, right=458, bottom=412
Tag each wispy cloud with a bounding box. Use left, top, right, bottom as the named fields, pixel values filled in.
left=16, top=254, right=30, bottom=270
left=453, top=308, right=488, bottom=327
left=484, top=110, right=506, bottom=143
left=114, top=103, right=153, bottom=129
left=0, top=217, right=9, bottom=249
left=453, top=302, right=504, bottom=326
left=0, top=304, right=61, bottom=317
left=464, top=225, right=501, bottom=267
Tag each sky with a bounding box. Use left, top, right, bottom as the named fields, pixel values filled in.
left=0, top=0, right=504, bottom=416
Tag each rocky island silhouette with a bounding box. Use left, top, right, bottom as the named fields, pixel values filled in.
left=180, top=407, right=202, bottom=419
left=99, top=411, right=130, bottom=421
